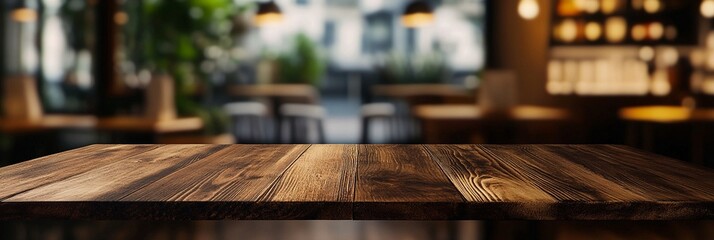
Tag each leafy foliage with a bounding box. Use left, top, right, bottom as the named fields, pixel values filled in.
left=376, top=52, right=448, bottom=84
left=139, top=0, right=244, bottom=135
left=276, top=33, right=325, bottom=86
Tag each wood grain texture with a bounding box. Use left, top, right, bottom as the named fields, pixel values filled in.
left=6, top=145, right=225, bottom=201
left=0, top=144, right=713, bottom=220
left=354, top=145, right=464, bottom=220
left=0, top=145, right=160, bottom=200
left=255, top=145, right=356, bottom=219
left=426, top=145, right=714, bottom=220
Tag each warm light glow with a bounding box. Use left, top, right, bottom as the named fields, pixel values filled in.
left=601, top=0, right=619, bottom=14
left=605, top=17, right=627, bottom=43
left=11, top=8, right=37, bottom=23
left=703, top=78, right=714, bottom=94
left=639, top=46, right=655, bottom=62
left=690, top=50, right=705, bottom=67
left=558, top=0, right=580, bottom=16
left=114, top=12, right=129, bottom=25
left=658, top=47, right=679, bottom=67
left=558, top=19, right=578, bottom=42
left=631, top=24, right=647, bottom=41
left=402, top=13, right=434, bottom=28
left=518, top=0, right=540, bottom=20
left=643, top=0, right=661, bottom=14
left=620, top=106, right=691, bottom=123
left=579, top=0, right=600, bottom=13
left=706, top=50, right=714, bottom=70
left=702, top=0, right=714, bottom=18
left=648, top=22, right=664, bottom=40
left=254, top=13, right=283, bottom=26
left=650, top=69, right=671, bottom=96
left=584, top=22, right=601, bottom=41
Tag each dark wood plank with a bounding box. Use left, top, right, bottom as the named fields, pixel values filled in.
left=424, top=145, right=556, bottom=202
left=354, top=145, right=464, bottom=220
left=5, top=145, right=226, bottom=201
left=114, top=144, right=311, bottom=220
left=256, top=144, right=357, bottom=219
left=548, top=145, right=714, bottom=201
left=0, top=145, right=160, bottom=200
left=427, top=145, right=714, bottom=220
left=1, top=144, right=712, bottom=220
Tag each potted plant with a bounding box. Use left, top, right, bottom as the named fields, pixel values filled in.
left=138, top=0, right=247, bottom=142
left=375, top=52, right=448, bottom=84
left=275, top=33, right=326, bottom=86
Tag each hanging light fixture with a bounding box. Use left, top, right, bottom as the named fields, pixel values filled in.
left=402, top=0, right=434, bottom=28
left=255, top=1, right=283, bottom=26
left=518, top=0, right=540, bottom=20
left=702, top=0, right=714, bottom=18
left=11, top=0, right=38, bottom=23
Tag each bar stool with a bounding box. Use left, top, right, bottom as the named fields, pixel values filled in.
left=360, top=102, right=398, bottom=143
left=223, top=102, right=269, bottom=143
left=279, top=103, right=326, bottom=143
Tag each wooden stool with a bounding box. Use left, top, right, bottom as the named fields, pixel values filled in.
left=223, top=102, right=269, bottom=143
left=279, top=104, right=326, bottom=144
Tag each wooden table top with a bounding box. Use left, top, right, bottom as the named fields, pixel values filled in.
left=96, top=116, right=203, bottom=133
left=228, top=84, right=319, bottom=103
left=0, top=115, right=97, bottom=133
left=414, top=104, right=571, bottom=121
left=620, top=106, right=714, bottom=123
left=1, top=144, right=712, bottom=220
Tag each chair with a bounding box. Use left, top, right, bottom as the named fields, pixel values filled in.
left=279, top=103, right=326, bottom=143
left=360, top=102, right=398, bottom=143
left=223, top=102, right=269, bottom=143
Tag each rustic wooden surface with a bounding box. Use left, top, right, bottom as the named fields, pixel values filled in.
left=0, top=144, right=712, bottom=220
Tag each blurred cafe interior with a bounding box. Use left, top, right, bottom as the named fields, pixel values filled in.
left=1, top=0, right=714, bottom=238
left=3, top=0, right=714, bottom=167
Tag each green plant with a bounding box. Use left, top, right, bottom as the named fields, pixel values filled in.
left=376, top=52, right=448, bottom=84
left=138, top=0, right=248, bottom=135
left=275, top=33, right=325, bottom=86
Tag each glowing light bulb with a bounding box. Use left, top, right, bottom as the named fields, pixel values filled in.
left=605, top=17, right=627, bottom=43
left=643, top=0, right=661, bottom=14
left=601, top=0, right=619, bottom=14
left=702, top=0, right=714, bottom=18
left=558, top=19, right=578, bottom=42
left=648, top=22, right=664, bottom=40
left=584, top=22, right=602, bottom=41
left=631, top=24, right=647, bottom=41
left=639, top=46, right=655, bottom=62
left=518, top=0, right=540, bottom=20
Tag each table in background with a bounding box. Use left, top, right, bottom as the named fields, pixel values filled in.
left=620, top=106, right=714, bottom=166
left=0, top=115, right=97, bottom=134
left=228, top=84, right=319, bottom=105
left=96, top=116, right=204, bottom=143
left=372, top=84, right=473, bottom=106
left=1, top=144, right=712, bottom=220
left=414, top=105, right=573, bottom=144
left=0, top=115, right=97, bottom=163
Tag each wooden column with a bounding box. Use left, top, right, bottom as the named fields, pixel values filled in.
left=0, top=2, right=6, bottom=104
left=94, top=0, right=118, bottom=117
